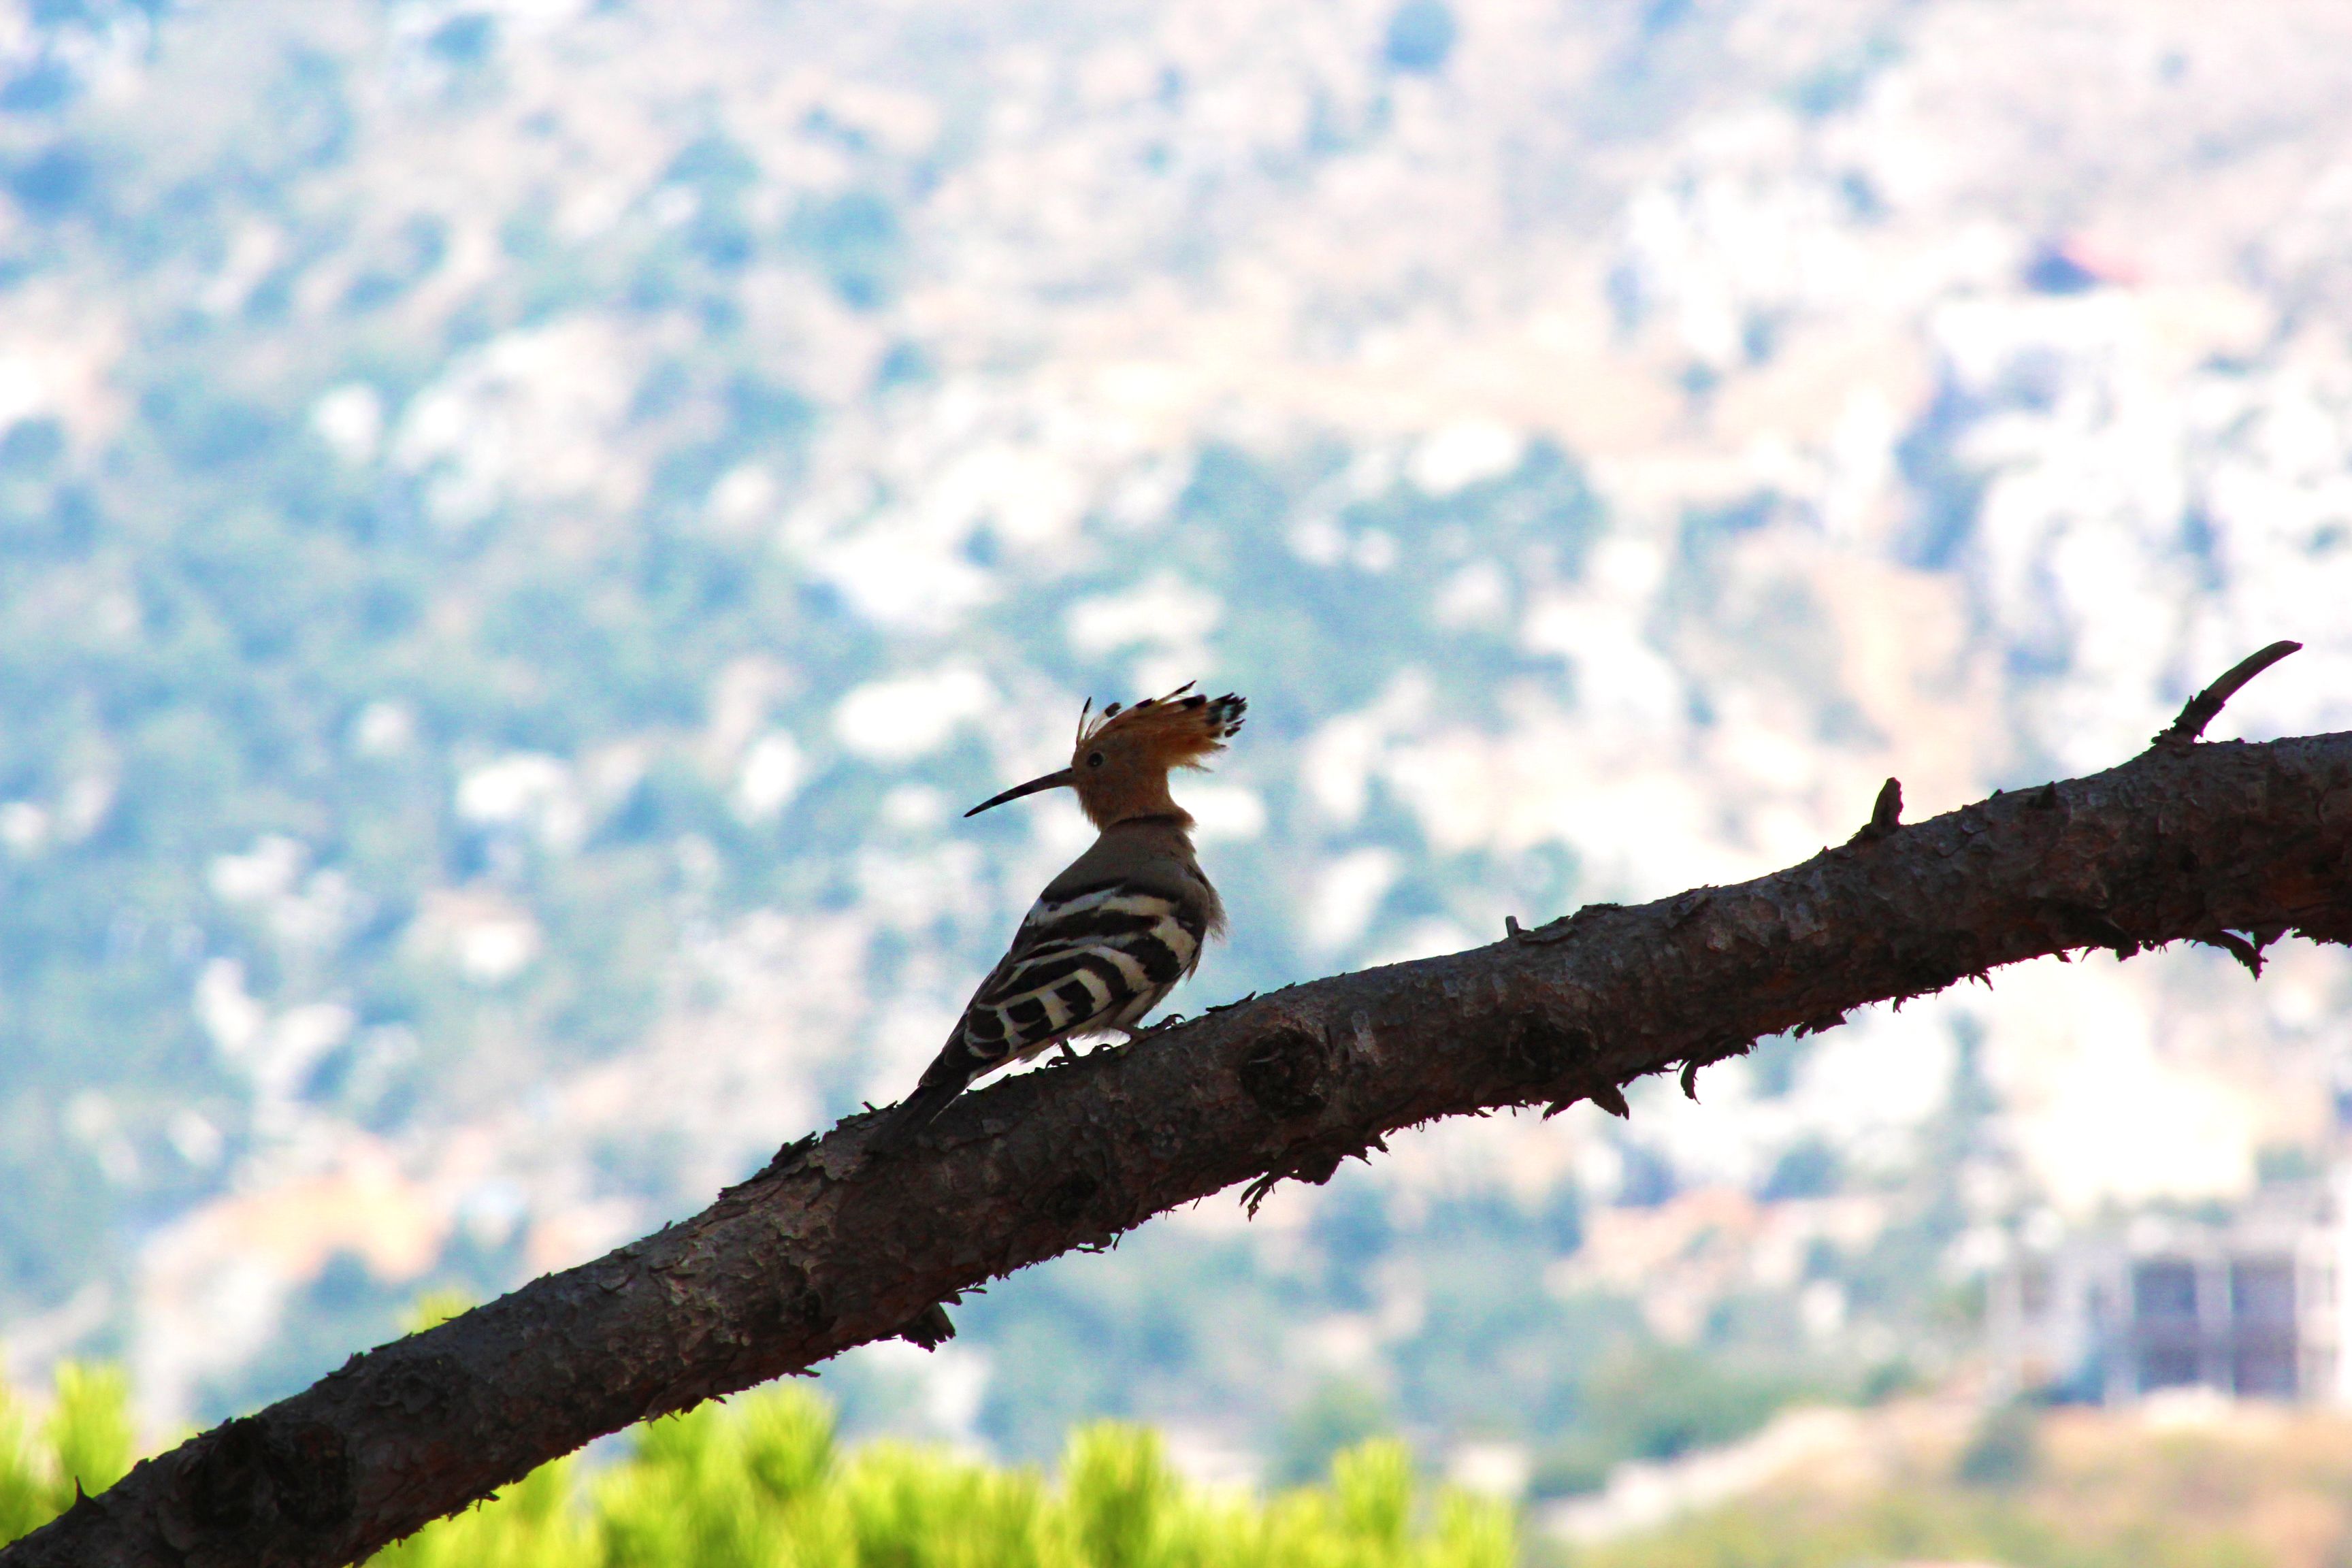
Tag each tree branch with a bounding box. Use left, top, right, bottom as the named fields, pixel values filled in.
left=12, top=722, right=2352, bottom=1567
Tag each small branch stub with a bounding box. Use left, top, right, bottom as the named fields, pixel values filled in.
left=1548, top=1081, right=1631, bottom=1120
left=2154, top=640, right=2302, bottom=748
left=892, top=1302, right=958, bottom=1350
left=2200, top=930, right=2268, bottom=979
left=1849, top=777, right=1904, bottom=845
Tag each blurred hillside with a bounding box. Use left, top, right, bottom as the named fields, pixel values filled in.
left=0, top=0, right=2349, bottom=1499
left=1557, top=1392, right=2352, bottom=1568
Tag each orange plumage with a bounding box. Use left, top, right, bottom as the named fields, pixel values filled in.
left=960, top=682, right=1247, bottom=830
left=1066, top=685, right=1247, bottom=828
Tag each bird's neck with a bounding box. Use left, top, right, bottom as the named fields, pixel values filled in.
left=1079, top=777, right=1190, bottom=831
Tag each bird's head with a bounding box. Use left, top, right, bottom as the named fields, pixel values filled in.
left=966, top=683, right=1247, bottom=830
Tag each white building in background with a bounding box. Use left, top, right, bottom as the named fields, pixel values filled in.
left=1989, top=1176, right=2349, bottom=1405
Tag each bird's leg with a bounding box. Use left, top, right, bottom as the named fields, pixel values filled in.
left=1057, top=1041, right=1081, bottom=1063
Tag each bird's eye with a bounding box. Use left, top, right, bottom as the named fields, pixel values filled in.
left=1086, top=751, right=1105, bottom=768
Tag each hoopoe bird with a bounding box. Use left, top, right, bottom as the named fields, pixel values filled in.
left=872, top=683, right=1247, bottom=1152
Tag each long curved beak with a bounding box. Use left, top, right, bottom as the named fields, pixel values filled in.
left=965, top=767, right=1076, bottom=817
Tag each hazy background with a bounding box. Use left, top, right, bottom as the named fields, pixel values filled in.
left=0, top=0, right=2348, bottom=1518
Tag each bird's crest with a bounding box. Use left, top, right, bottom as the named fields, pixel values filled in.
left=963, top=682, right=1247, bottom=824
left=1075, top=683, right=1247, bottom=771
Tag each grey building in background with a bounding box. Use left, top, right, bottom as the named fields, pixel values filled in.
left=1990, top=1179, right=2348, bottom=1405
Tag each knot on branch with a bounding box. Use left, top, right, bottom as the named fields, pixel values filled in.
left=182, top=1416, right=353, bottom=1537
left=770, top=1263, right=836, bottom=1338
left=1505, top=1015, right=1595, bottom=1088
left=1236, top=1024, right=1330, bottom=1121
left=1040, top=1170, right=1101, bottom=1226
left=185, top=1424, right=263, bottom=1533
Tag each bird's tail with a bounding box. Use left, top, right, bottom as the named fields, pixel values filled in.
left=866, top=1058, right=977, bottom=1157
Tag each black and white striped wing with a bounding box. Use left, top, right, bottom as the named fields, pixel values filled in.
left=956, top=884, right=1206, bottom=1068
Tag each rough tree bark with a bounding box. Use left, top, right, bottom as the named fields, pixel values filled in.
left=9, top=648, right=2351, bottom=1568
